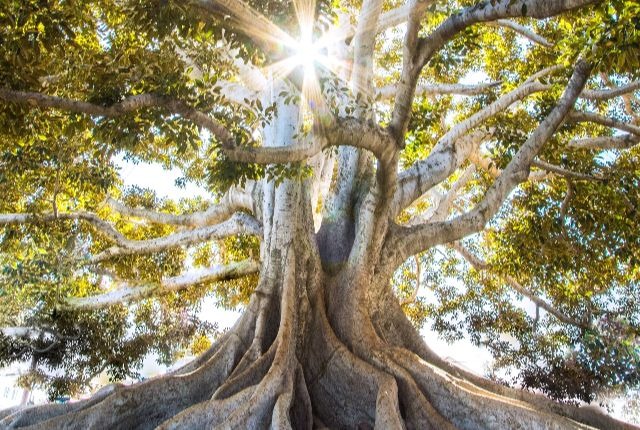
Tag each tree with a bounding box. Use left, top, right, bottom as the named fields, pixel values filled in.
left=0, top=0, right=639, bottom=428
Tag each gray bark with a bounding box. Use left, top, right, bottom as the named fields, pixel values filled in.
left=1, top=0, right=637, bottom=428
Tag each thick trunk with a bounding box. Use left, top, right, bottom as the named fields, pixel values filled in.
left=1, top=208, right=635, bottom=429
left=1, top=75, right=634, bottom=430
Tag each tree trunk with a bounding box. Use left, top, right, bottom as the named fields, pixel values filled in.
left=0, top=81, right=635, bottom=430
left=0, top=177, right=635, bottom=430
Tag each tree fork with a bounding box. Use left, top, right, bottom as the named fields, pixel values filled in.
left=1, top=206, right=637, bottom=429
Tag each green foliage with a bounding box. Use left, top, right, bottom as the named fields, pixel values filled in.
left=391, top=0, right=640, bottom=406
left=0, top=0, right=639, bottom=412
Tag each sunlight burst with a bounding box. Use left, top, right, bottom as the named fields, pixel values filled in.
left=293, top=32, right=322, bottom=76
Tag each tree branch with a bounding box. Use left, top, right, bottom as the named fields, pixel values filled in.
left=226, top=117, right=396, bottom=165
left=1, top=88, right=391, bottom=165
left=488, top=19, right=553, bottom=47
left=406, top=165, right=476, bottom=226
left=389, top=0, right=598, bottom=137
left=567, top=134, right=640, bottom=150
left=393, top=130, right=490, bottom=218
left=90, top=213, right=261, bottom=264
left=106, top=187, right=252, bottom=228
left=470, top=149, right=549, bottom=181
left=524, top=64, right=565, bottom=84
left=61, top=260, right=259, bottom=311
left=386, top=60, right=591, bottom=266
left=581, top=80, right=640, bottom=100
left=351, top=0, right=384, bottom=96
left=0, top=88, right=236, bottom=146
left=0, top=211, right=127, bottom=246
left=393, top=80, right=549, bottom=215
left=568, top=111, right=640, bottom=136
left=377, top=81, right=501, bottom=101
left=449, top=242, right=588, bottom=328
left=531, top=159, right=603, bottom=181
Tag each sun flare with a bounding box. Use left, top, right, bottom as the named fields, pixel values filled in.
left=294, top=34, right=322, bottom=75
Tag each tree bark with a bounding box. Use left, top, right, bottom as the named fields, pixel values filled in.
left=1, top=175, right=636, bottom=430
left=0, top=1, right=636, bottom=425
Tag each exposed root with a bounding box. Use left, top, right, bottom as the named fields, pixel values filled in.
left=367, top=350, right=455, bottom=430
left=1, top=309, right=253, bottom=430
left=0, top=409, right=20, bottom=422
left=392, top=347, right=596, bottom=429
left=155, top=245, right=308, bottom=430
left=156, top=384, right=257, bottom=429
left=172, top=294, right=261, bottom=377
left=305, top=301, right=409, bottom=429
left=3, top=260, right=635, bottom=430
left=0, top=383, right=121, bottom=429
left=374, top=292, right=638, bottom=430
left=213, top=341, right=277, bottom=400
left=290, top=362, right=313, bottom=430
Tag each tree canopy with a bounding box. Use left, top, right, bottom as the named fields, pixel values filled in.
left=0, top=0, right=639, bottom=428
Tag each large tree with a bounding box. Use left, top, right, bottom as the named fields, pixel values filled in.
left=0, top=0, right=639, bottom=428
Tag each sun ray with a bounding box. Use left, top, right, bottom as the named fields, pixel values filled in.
left=244, top=0, right=373, bottom=128
left=214, top=0, right=297, bottom=52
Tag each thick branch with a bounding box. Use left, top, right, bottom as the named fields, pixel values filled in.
left=388, top=60, right=591, bottom=264
left=489, top=20, right=553, bottom=47
left=393, top=80, right=548, bottom=215
left=0, top=88, right=235, bottom=146
left=581, top=80, right=640, bottom=100
left=393, top=130, right=490, bottom=218
left=106, top=188, right=252, bottom=228
left=376, top=4, right=413, bottom=34
left=568, top=111, right=640, bottom=136
left=390, top=0, right=598, bottom=136
left=568, top=134, right=640, bottom=150
left=90, top=213, right=262, bottom=264
left=351, top=0, right=384, bottom=95
left=450, top=242, right=588, bottom=328
left=227, top=118, right=395, bottom=165
left=377, top=81, right=501, bottom=101
left=416, top=0, right=597, bottom=66
left=62, top=260, right=259, bottom=311
left=0, top=212, right=127, bottom=246
left=0, top=87, right=377, bottom=164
